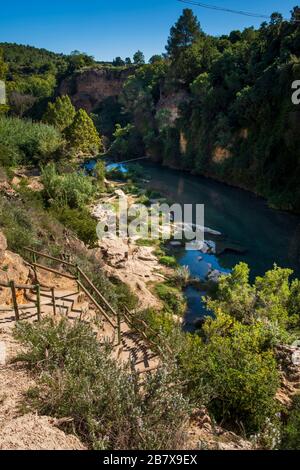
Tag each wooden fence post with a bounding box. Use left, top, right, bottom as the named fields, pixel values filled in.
left=32, top=252, right=38, bottom=281
left=10, top=280, right=20, bottom=321
left=51, top=287, right=56, bottom=316
left=76, top=265, right=80, bottom=293
left=36, top=284, right=41, bottom=321
left=117, top=311, right=121, bottom=346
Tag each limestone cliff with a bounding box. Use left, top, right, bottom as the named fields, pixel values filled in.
left=58, top=67, right=134, bottom=112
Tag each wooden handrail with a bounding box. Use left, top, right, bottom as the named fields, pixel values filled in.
left=24, top=247, right=76, bottom=268
left=77, top=281, right=117, bottom=329
left=124, top=306, right=172, bottom=355
left=0, top=280, right=37, bottom=290
left=23, top=248, right=169, bottom=357
left=31, top=263, right=77, bottom=280
left=77, top=267, right=119, bottom=318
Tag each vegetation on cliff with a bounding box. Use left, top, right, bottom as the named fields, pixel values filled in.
left=113, top=7, right=300, bottom=212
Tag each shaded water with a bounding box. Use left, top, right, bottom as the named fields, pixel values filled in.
left=85, top=159, right=300, bottom=327
left=139, top=163, right=300, bottom=327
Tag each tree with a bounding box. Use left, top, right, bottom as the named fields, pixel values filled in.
left=43, top=95, right=76, bottom=131
left=94, top=160, right=106, bottom=192
left=133, top=50, right=145, bottom=65
left=68, top=51, right=95, bottom=72
left=291, top=6, right=300, bottom=22
left=166, top=8, right=202, bottom=61
left=149, top=54, right=164, bottom=64
left=113, top=57, right=125, bottom=67
left=206, top=263, right=298, bottom=335
left=179, top=311, right=279, bottom=435
left=125, top=57, right=132, bottom=65
left=66, top=109, right=102, bottom=155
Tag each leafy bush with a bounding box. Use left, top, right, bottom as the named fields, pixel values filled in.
left=171, top=265, right=191, bottom=287
left=65, top=109, right=102, bottom=155
left=0, top=198, right=39, bottom=251
left=207, top=263, right=299, bottom=340
left=178, top=312, right=280, bottom=435
left=155, top=282, right=186, bottom=315
left=94, top=160, right=106, bottom=192
left=135, top=238, right=159, bottom=247
left=0, top=144, right=21, bottom=167
left=42, top=163, right=95, bottom=209
left=43, top=95, right=76, bottom=131
left=14, top=318, right=190, bottom=450
left=280, top=394, right=300, bottom=450
left=10, top=74, right=56, bottom=99
left=0, top=116, right=63, bottom=164
left=52, top=206, right=98, bottom=246
left=159, top=255, right=178, bottom=268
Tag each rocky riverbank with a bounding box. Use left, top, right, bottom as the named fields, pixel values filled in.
left=90, top=186, right=175, bottom=310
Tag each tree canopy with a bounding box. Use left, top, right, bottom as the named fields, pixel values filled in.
left=43, top=95, right=76, bottom=131
left=66, top=108, right=102, bottom=155
left=133, top=50, right=145, bottom=65
left=166, top=8, right=202, bottom=61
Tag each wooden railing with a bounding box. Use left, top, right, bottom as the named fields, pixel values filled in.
left=0, top=280, right=54, bottom=322
left=123, top=306, right=173, bottom=357
left=2, top=247, right=168, bottom=363
left=23, top=247, right=120, bottom=344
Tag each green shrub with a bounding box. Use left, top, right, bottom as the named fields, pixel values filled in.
left=171, top=265, right=191, bottom=287
left=43, top=95, right=76, bottom=131
left=52, top=206, right=98, bottom=246
left=135, top=238, right=160, bottom=247
left=207, top=262, right=299, bottom=341
left=0, top=144, right=21, bottom=167
left=159, top=255, right=178, bottom=268
left=0, top=116, right=63, bottom=164
left=155, top=282, right=186, bottom=315
left=14, top=318, right=190, bottom=450
left=94, top=160, right=106, bottom=192
left=65, top=108, right=102, bottom=155
left=42, top=163, right=95, bottom=209
left=178, top=312, right=280, bottom=435
left=109, top=277, right=138, bottom=311
left=0, top=198, right=38, bottom=251
left=281, top=395, right=300, bottom=449
left=138, top=308, right=178, bottom=341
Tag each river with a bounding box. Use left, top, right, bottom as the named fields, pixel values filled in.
left=138, top=162, right=300, bottom=328
left=86, top=159, right=300, bottom=329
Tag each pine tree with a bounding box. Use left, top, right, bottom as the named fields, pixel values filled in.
left=166, top=9, right=202, bottom=61
left=133, top=50, right=145, bottom=65
left=43, top=95, right=76, bottom=131
left=66, top=109, right=102, bottom=155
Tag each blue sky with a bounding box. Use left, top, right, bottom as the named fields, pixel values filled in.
left=0, top=1, right=297, bottom=61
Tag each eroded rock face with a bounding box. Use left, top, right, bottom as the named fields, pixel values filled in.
left=156, top=91, right=189, bottom=126
left=0, top=414, right=86, bottom=450
left=0, top=232, right=30, bottom=305
left=186, top=407, right=253, bottom=450
left=275, top=344, right=300, bottom=407
left=0, top=231, right=7, bottom=263
left=58, top=67, right=134, bottom=113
